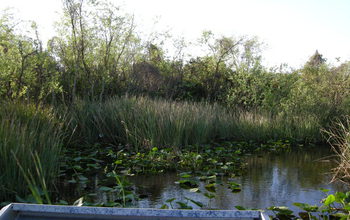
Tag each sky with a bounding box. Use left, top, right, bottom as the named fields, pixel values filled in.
left=1, top=0, right=350, bottom=68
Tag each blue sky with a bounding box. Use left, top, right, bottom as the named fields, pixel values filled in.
left=1, top=0, right=350, bottom=68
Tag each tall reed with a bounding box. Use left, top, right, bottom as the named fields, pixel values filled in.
left=67, top=96, right=321, bottom=151
left=324, top=117, right=350, bottom=185
left=0, top=103, right=64, bottom=201
left=0, top=97, right=327, bottom=202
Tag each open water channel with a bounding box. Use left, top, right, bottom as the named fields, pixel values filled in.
left=129, top=147, right=346, bottom=211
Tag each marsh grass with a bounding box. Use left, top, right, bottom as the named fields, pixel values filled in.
left=0, top=103, right=64, bottom=201
left=234, top=111, right=321, bottom=143
left=0, top=97, right=321, bottom=201
left=68, top=96, right=321, bottom=151
left=13, top=151, right=52, bottom=204
left=324, top=117, right=350, bottom=185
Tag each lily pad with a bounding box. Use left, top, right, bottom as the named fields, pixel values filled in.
left=205, top=183, right=216, bottom=192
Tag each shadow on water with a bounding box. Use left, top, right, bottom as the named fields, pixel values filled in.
left=129, top=146, right=347, bottom=211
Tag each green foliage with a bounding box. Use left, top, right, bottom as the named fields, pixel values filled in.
left=324, top=117, right=350, bottom=185
left=2, top=0, right=350, bottom=208
left=282, top=61, right=350, bottom=127
left=0, top=97, right=322, bottom=203
left=66, top=96, right=319, bottom=152
left=268, top=191, right=350, bottom=220
left=14, top=152, right=52, bottom=204
left=1, top=3, right=349, bottom=139
left=0, top=102, right=64, bottom=201
left=1, top=2, right=350, bottom=126
left=0, top=11, right=61, bottom=102
left=66, top=96, right=232, bottom=149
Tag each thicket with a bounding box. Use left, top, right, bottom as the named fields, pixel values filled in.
left=1, top=1, right=349, bottom=119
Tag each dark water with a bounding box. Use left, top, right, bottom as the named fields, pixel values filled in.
left=129, top=147, right=347, bottom=211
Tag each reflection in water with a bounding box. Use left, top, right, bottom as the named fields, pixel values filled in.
left=129, top=147, right=347, bottom=211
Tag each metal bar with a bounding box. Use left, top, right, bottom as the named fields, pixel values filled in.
left=0, top=203, right=267, bottom=220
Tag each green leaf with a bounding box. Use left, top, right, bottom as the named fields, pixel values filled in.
left=293, top=203, right=318, bottom=212
left=73, top=165, right=83, bottom=170
left=324, top=194, right=336, bottom=206
left=104, top=202, right=118, bottom=207
left=87, top=163, right=100, bottom=169
left=343, top=204, right=350, bottom=211
left=73, top=157, right=82, bottom=161
left=267, top=206, right=293, bottom=215
left=335, top=192, right=346, bottom=202
left=228, top=181, right=242, bottom=193
left=204, top=192, right=215, bottom=199
left=235, top=206, right=246, bottom=210
left=67, top=179, right=77, bottom=184
left=205, top=183, right=216, bottom=192
left=176, top=201, right=193, bottom=209
left=221, top=165, right=228, bottom=170
left=58, top=200, right=68, bottom=205
left=78, top=175, right=88, bottom=181
left=165, top=198, right=176, bottom=203
left=98, top=186, right=114, bottom=192
left=178, top=179, right=198, bottom=189
left=114, top=160, right=123, bottom=165
left=185, top=197, right=204, bottom=208
left=180, top=174, right=192, bottom=178
left=160, top=204, right=169, bottom=209
left=320, top=188, right=330, bottom=193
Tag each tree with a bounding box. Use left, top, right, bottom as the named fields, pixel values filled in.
left=51, top=0, right=139, bottom=101
left=282, top=52, right=350, bottom=125
left=0, top=11, right=60, bottom=102
left=306, top=50, right=326, bottom=67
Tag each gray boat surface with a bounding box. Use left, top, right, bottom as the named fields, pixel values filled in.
left=0, top=203, right=269, bottom=220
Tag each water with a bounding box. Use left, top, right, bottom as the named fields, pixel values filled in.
left=129, top=147, right=347, bottom=211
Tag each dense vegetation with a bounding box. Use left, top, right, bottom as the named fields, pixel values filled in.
left=1, top=0, right=350, bottom=213
left=1, top=1, right=349, bottom=115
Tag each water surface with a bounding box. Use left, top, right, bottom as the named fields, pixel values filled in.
left=130, top=147, right=346, bottom=211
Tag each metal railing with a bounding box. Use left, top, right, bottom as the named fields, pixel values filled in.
left=0, top=203, right=269, bottom=220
